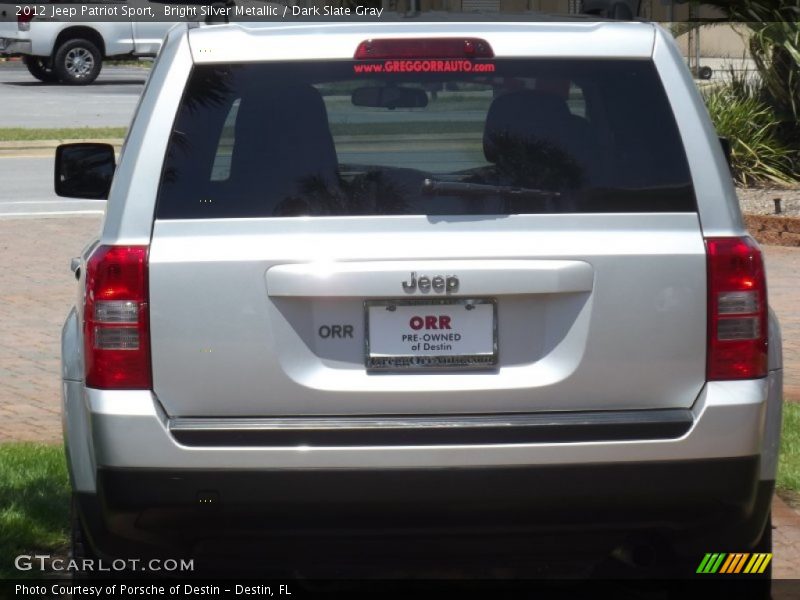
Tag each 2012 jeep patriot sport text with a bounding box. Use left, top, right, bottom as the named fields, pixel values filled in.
left=56, top=18, right=784, bottom=582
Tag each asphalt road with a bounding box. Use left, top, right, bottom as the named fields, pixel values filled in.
left=0, top=62, right=143, bottom=215
left=0, top=61, right=487, bottom=215
left=0, top=61, right=487, bottom=129
left=0, top=61, right=147, bottom=128
left=0, top=156, right=105, bottom=217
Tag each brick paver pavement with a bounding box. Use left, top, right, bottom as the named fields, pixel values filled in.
left=0, top=216, right=101, bottom=442
left=766, top=245, right=800, bottom=401
left=0, top=216, right=799, bottom=585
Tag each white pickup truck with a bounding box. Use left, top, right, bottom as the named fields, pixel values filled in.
left=0, top=2, right=179, bottom=84
left=0, top=0, right=276, bottom=85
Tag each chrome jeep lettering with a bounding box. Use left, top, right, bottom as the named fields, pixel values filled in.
left=401, top=272, right=417, bottom=293
left=401, top=272, right=459, bottom=294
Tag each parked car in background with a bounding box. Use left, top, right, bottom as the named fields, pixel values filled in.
left=0, top=4, right=16, bottom=54
left=0, top=0, right=278, bottom=84
left=55, top=16, right=783, bottom=591
left=0, top=2, right=175, bottom=84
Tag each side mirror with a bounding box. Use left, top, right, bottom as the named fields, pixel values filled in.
left=55, top=143, right=115, bottom=199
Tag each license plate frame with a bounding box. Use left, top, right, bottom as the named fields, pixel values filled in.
left=364, top=298, right=498, bottom=371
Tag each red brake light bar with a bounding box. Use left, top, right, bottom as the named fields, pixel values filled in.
left=355, top=38, right=494, bottom=60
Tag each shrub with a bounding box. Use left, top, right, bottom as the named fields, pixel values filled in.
left=703, top=76, right=800, bottom=186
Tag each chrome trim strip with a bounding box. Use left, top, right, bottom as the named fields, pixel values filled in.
left=169, top=409, right=693, bottom=447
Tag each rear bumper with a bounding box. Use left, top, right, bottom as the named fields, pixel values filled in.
left=79, top=461, right=773, bottom=564
left=83, top=379, right=768, bottom=471
left=58, top=365, right=783, bottom=565
left=0, top=39, right=31, bottom=54
left=65, top=378, right=778, bottom=563
left=98, top=458, right=762, bottom=519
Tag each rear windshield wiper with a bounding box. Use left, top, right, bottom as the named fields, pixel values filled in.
left=422, top=178, right=561, bottom=199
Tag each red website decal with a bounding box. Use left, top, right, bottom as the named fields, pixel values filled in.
left=354, top=60, right=496, bottom=74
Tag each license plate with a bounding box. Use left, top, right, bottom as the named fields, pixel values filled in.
left=365, top=298, right=497, bottom=370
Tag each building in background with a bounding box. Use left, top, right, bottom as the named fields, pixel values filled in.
left=359, top=0, right=751, bottom=62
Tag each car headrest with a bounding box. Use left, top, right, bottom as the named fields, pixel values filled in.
left=483, top=90, right=574, bottom=164
left=231, top=84, right=339, bottom=200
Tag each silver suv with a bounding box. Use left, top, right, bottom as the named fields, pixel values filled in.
left=57, top=19, right=783, bottom=580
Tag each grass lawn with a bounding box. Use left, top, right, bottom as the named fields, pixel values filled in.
left=331, top=121, right=483, bottom=137
left=778, top=402, right=800, bottom=494
left=0, top=122, right=486, bottom=144
left=0, top=127, right=127, bottom=142
left=0, top=443, right=69, bottom=578
left=105, top=60, right=152, bottom=67
left=0, top=402, right=799, bottom=576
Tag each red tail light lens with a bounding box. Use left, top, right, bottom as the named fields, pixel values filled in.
left=84, top=245, right=151, bottom=389
left=706, top=237, right=768, bottom=380
left=354, top=38, right=494, bottom=60
left=17, top=10, right=34, bottom=30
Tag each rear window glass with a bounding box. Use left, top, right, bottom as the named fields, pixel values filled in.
left=156, top=59, right=695, bottom=219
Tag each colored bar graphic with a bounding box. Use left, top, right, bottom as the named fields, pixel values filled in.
left=733, top=553, right=749, bottom=573
left=698, top=552, right=773, bottom=574
left=744, top=554, right=760, bottom=574
left=697, top=553, right=714, bottom=574
left=759, top=553, right=773, bottom=574
left=710, top=553, right=726, bottom=573
left=719, top=554, right=735, bottom=574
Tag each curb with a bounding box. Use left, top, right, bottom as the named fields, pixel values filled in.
left=0, top=138, right=124, bottom=158
left=0, top=138, right=124, bottom=149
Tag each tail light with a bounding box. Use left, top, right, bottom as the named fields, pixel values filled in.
left=17, top=11, right=34, bottom=31
left=354, top=38, right=494, bottom=60
left=706, top=237, right=768, bottom=380
left=84, top=245, right=151, bottom=389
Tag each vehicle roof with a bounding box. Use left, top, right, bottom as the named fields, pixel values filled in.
left=187, top=20, right=657, bottom=63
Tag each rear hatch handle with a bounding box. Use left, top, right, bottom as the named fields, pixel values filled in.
left=267, top=260, right=594, bottom=298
